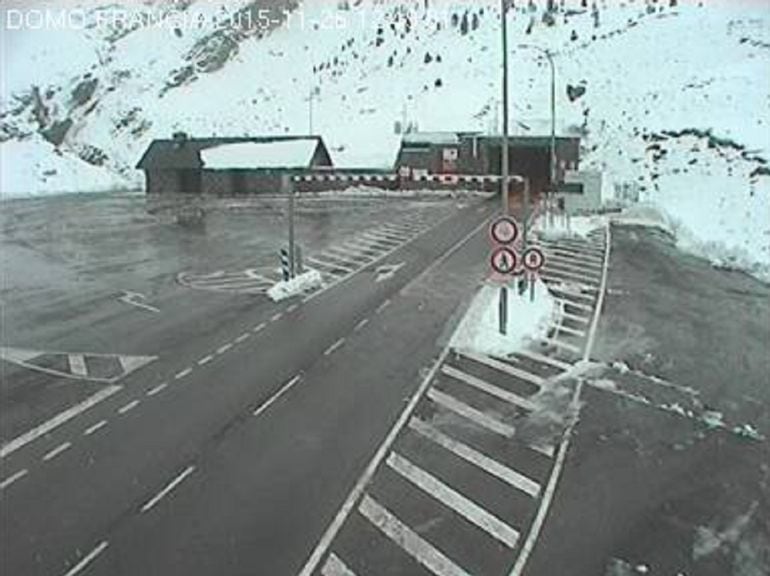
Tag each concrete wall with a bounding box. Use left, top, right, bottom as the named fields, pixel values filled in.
left=557, top=170, right=603, bottom=214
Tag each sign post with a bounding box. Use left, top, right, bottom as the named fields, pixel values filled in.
left=522, top=246, right=546, bottom=302
left=489, top=215, right=521, bottom=335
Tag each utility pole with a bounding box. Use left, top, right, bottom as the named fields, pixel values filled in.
left=501, top=0, right=510, bottom=215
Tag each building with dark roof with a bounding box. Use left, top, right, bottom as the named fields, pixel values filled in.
left=136, top=133, right=333, bottom=195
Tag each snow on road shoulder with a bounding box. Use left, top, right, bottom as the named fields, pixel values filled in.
left=450, top=279, right=556, bottom=359
left=266, top=269, right=323, bottom=302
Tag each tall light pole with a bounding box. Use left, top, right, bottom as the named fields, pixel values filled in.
left=500, top=0, right=510, bottom=215
left=517, top=44, right=557, bottom=207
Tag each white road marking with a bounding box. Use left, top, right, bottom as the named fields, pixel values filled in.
left=235, top=333, right=250, bottom=344
left=546, top=286, right=596, bottom=304
left=117, top=400, right=140, bottom=415
left=253, top=374, right=303, bottom=417
left=538, top=337, right=581, bottom=355
left=543, top=265, right=598, bottom=284
left=512, top=348, right=571, bottom=371
left=0, top=469, right=28, bottom=490
left=175, top=367, right=193, bottom=380
left=84, top=420, right=108, bottom=436
left=354, top=318, right=369, bottom=332
left=119, top=291, right=160, bottom=313
left=198, top=355, right=214, bottom=366
left=458, top=351, right=544, bottom=388
left=544, top=256, right=603, bottom=275
left=286, top=304, right=299, bottom=313
left=327, top=245, right=372, bottom=262
left=362, top=231, right=401, bottom=245
left=0, top=385, right=122, bottom=459
left=68, top=354, right=88, bottom=377
left=321, top=553, right=358, bottom=576
left=141, top=465, right=195, bottom=513
left=441, top=365, right=537, bottom=412
left=308, top=256, right=356, bottom=273
left=253, top=322, right=267, bottom=333
left=510, top=225, right=611, bottom=576
left=43, top=441, right=72, bottom=461
left=146, top=382, right=168, bottom=396
left=324, top=338, right=345, bottom=357
left=358, top=495, right=471, bottom=576
left=62, top=541, right=109, bottom=576
left=427, top=388, right=515, bottom=437
left=271, top=312, right=284, bottom=322
left=388, top=452, right=520, bottom=548
left=297, top=347, right=452, bottom=576
left=409, top=417, right=540, bottom=498
left=376, top=299, right=391, bottom=314
left=216, top=343, right=233, bottom=355
left=552, top=298, right=593, bottom=313
left=553, top=324, right=586, bottom=338
left=562, top=311, right=590, bottom=324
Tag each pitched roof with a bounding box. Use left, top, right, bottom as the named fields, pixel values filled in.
left=136, top=135, right=331, bottom=170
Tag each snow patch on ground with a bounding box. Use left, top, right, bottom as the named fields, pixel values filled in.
left=450, top=279, right=556, bottom=359
left=266, top=269, right=323, bottom=302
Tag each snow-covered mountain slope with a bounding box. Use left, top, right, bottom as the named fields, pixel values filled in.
left=2, top=0, right=769, bottom=276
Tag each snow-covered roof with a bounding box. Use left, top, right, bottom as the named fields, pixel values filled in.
left=402, top=132, right=460, bottom=146
left=200, top=139, right=319, bottom=169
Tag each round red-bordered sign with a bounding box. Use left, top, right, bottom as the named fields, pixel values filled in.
left=490, top=246, right=518, bottom=275
left=522, top=246, right=546, bottom=272
left=490, top=216, right=519, bottom=245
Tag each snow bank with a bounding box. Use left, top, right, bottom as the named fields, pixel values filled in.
left=200, top=140, right=318, bottom=170
left=266, top=269, right=323, bottom=302
left=451, top=279, right=556, bottom=359
left=532, top=211, right=607, bottom=241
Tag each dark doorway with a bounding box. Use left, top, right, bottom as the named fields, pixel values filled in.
left=178, top=170, right=202, bottom=194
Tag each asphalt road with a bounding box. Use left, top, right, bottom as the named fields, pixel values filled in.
left=0, top=196, right=498, bottom=576
left=525, top=225, right=770, bottom=576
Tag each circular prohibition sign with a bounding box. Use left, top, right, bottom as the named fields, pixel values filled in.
left=522, top=246, right=546, bottom=273
left=490, top=216, right=520, bottom=245
left=490, top=246, right=518, bottom=275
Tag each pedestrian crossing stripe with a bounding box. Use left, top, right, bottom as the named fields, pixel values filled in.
left=0, top=347, right=156, bottom=383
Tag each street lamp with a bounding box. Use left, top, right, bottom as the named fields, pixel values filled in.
left=516, top=44, right=557, bottom=213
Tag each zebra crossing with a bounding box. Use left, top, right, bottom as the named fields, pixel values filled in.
left=177, top=212, right=448, bottom=296
left=301, top=226, right=609, bottom=576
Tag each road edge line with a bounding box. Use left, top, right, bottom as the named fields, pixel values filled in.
left=508, top=223, right=612, bottom=576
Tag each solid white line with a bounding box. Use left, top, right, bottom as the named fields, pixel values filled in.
left=68, top=354, right=88, bottom=377
left=84, top=420, right=108, bottom=436
left=141, top=465, right=195, bottom=513
left=409, top=418, right=540, bottom=498
left=324, top=338, right=345, bottom=357
left=296, top=347, right=452, bottom=576
left=271, top=312, right=284, bottom=322
left=358, top=495, right=471, bottom=576
left=511, top=348, right=571, bottom=371
left=458, top=351, right=545, bottom=388
left=0, top=385, right=122, bottom=459
left=441, top=365, right=537, bottom=411
left=117, top=400, right=139, bottom=415
left=428, top=388, right=515, bottom=437
left=510, top=225, right=610, bottom=576
left=0, top=469, right=28, bottom=490
left=198, top=355, right=214, bottom=366
left=253, top=322, right=267, bottom=333
left=146, top=382, right=168, bottom=396
left=62, top=541, right=109, bottom=576
left=253, top=375, right=303, bottom=417
left=235, top=333, right=250, bottom=344
left=354, top=318, right=369, bottom=332
left=376, top=299, right=391, bottom=314
left=387, top=452, right=520, bottom=548
left=43, top=441, right=72, bottom=461
left=175, top=367, right=192, bottom=380
left=216, top=343, right=233, bottom=355
left=321, top=553, right=358, bottom=576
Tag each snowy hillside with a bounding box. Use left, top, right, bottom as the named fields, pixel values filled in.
left=2, top=0, right=769, bottom=276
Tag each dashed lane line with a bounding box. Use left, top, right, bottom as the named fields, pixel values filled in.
left=146, top=382, right=168, bottom=397
left=271, top=313, right=284, bottom=323
left=286, top=304, right=299, bottom=314
left=354, top=318, right=370, bottom=332
left=324, top=338, right=346, bottom=357
left=117, top=400, right=140, bottom=415
left=0, top=469, right=28, bottom=490
left=140, top=465, right=196, bottom=513
left=376, top=299, right=391, bottom=314
left=409, top=417, right=540, bottom=498
left=216, top=343, right=233, bottom=355
left=174, top=367, right=193, bottom=380
left=253, top=322, right=267, bottom=333
left=427, top=388, right=516, bottom=437
left=358, top=495, right=471, bottom=576
left=198, top=355, right=214, bottom=366
left=253, top=374, right=303, bottom=418
left=387, top=451, right=521, bottom=548
left=43, top=442, right=72, bottom=462
left=84, top=420, right=108, bottom=436
left=441, top=365, right=537, bottom=412
left=235, top=332, right=251, bottom=344
left=61, top=541, right=109, bottom=576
